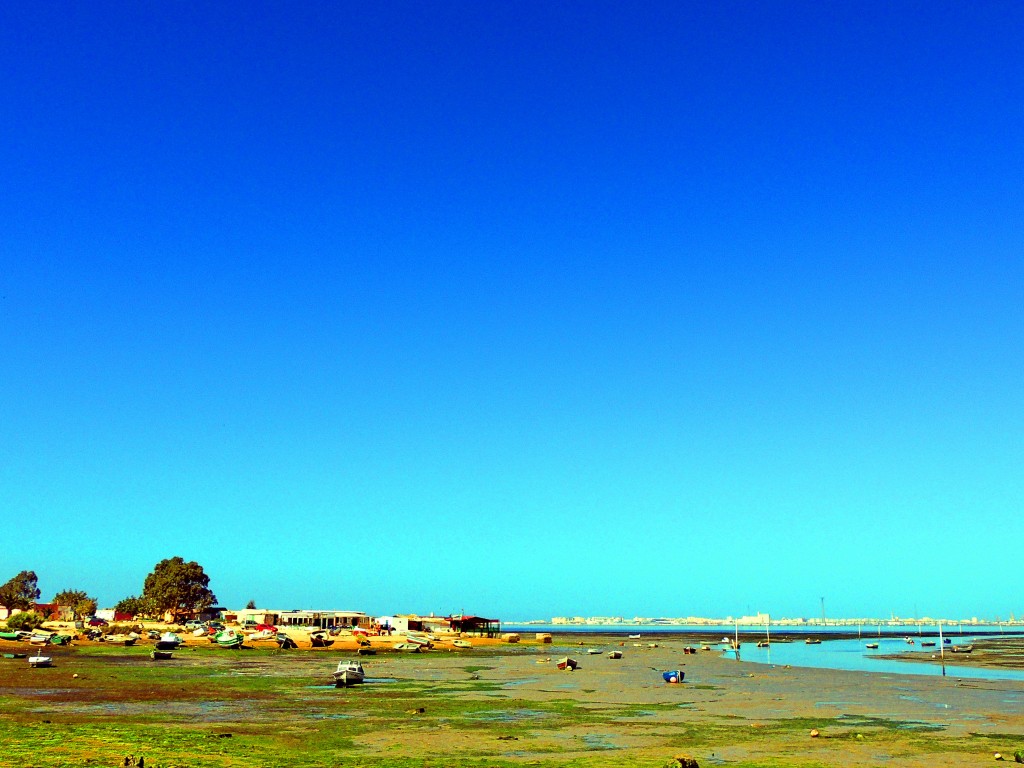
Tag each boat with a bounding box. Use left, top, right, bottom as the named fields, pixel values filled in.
left=2, top=652, right=27, bottom=658
left=356, top=646, right=377, bottom=655
left=394, top=643, right=422, bottom=652
left=556, top=657, right=577, bottom=671
left=921, top=641, right=936, bottom=647
left=756, top=641, right=769, bottom=648
left=683, top=646, right=698, bottom=654
left=805, top=638, right=821, bottom=645
left=404, top=633, right=432, bottom=648
left=309, top=631, right=335, bottom=648
left=607, top=651, right=622, bottom=659
left=662, top=670, right=684, bottom=683
left=586, top=648, right=602, bottom=655
left=215, top=630, right=243, bottom=649
left=246, top=629, right=276, bottom=642
left=28, top=633, right=52, bottom=646
left=155, top=632, right=183, bottom=650
left=332, top=660, right=365, bottom=687
left=700, top=644, right=711, bottom=651
left=0, top=631, right=27, bottom=641
left=28, top=653, right=52, bottom=668
left=628, top=634, right=642, bottom=640
left=951, top=644, right=974, bottom=654
left=452, top=639, right=472, bottom=649
left=150, top=649, right=174, bottom=660
left=105, top=634, right=137, bottom=646
left=865, top=643, right=879, bottom=649
left=276, top=632, right=298, bottom=649
left=50, top=634, right=73, bottom=646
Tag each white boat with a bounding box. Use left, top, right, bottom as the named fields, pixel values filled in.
left=405, top=633, right=432, bottom=647
left=332, top=660, right=365, bottom=687
left=28, top=633, right=52, bottom=646
left=452, top=639, right=472, bottom=649
left=607, top=650, right=623, bottom=659
left=155, top=632, right=182, bottom=650
left=586, top=648, right=602, bottom=655
left=28, top=654, right=52, bottom=668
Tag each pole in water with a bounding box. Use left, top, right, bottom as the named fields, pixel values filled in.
left=939, top=622, right=946, bottom=676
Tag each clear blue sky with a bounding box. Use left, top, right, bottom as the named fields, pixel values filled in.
left=2, top=2, right=1021, bottom=622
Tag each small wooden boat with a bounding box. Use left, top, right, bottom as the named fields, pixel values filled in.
left=333, top=660, right=365, bottom=687
left=150, top=649, right=174, bottom=660
left=309, top=631, right=335, bottom=648
left=394, top=643, right=421, bottom=652
left=28, top=633, right=52, bottom=646
left=556, top=657, right=578, bottom=671
left=607, top=650, right=622, bottom=659
left=662, top=670, right=684, bottom=683
left=951, top=644, right=974, bottom=654
left=28, top=654, right=52, bottom=668
left=50, top=634, right=73, bottom=646
left=0, top=631, right=22, bottom=641
left=865, top=643, right=879, bottom=649
left=452, top=639, right=472, bottom=649
left=404, top=633, right=432, bottom=648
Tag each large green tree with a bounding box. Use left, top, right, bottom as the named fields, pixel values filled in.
left=0, top=570, right=41, bottom=610
left=142, top=557, right=217, bottom=615
left=53, top=589, right=98, bottom=619
left=115, top=595, right=156, bottom=618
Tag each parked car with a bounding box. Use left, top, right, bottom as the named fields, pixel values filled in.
left=184, top=620, right=204, bottom=629
left=87, top=617, right=108, bottom=626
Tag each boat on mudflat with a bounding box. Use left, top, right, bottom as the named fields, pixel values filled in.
left=151, top=649, right=174, bottom=660
left=155, top=632, right=183, bottom=650
left=332, top=661, right=365, bottom=687
left=28, top=654, right=52, bottom=668
left=556, top=657, right=578, bottom=671
left=662, top=670, right=684, bottom=683
left=215, top=630, right=243, bottom=649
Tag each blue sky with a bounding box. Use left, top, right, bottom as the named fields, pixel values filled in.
left=2, top=2, right=1021, bottom=621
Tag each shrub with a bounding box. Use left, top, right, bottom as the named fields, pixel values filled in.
left=5, top=611, right=45, bottom=631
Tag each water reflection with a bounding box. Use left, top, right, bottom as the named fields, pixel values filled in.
left=734, top=637, right=1024, bottom=681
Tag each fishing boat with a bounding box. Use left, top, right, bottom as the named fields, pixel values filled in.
left=662, top=670, right=684, bottom=683
left=155, top=632, right=183, bottom=650
left=607, top=650, right=622, bottom=659
left=332, top=660, right=365, bottom=687
left=556, top=657, right=578, bottom=671
left=452, top=639, right=472, bottom=649
left=309, top=631, right=335, bottom=648
left=150, top=649, right=174, bottom=660
left=28, top=653, right=52, bottom=668
left=215, top=630, right=243, bottom=649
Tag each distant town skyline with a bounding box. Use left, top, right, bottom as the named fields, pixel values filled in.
left=3, top=4, right=1021, bottom=620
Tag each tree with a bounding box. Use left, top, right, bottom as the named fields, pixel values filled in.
left=5, top=610, right=44, bottom=631
left=0, top=571, right=41, bottom=610
left=245, top=599, right=257, bottom=610
left=53, top=589, right=97, bottom=619
left=115, top=595, right=155, bottom=618
left=142, top=557, right=216, bottom=616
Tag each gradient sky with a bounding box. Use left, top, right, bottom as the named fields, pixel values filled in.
left=2, top=2, right=1021, bottom=622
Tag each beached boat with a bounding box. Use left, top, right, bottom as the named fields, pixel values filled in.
left=150, top=649, right=174, bottom=660
left=155, top=632, right=183, bottom=650
left=50, top=634, right=73, bottom=646
left=865, top=643, right=879, bottom=649
left=951, top=644, right=974, bottom=654
left=28, top=653, right=52, bottom=668
left=452, top=639, right=472, bottom=649
left=556, top=657, right=578, bottom=671
left=394, top=642, right=422, bottom=652
left=607, top=650, right=622, bottom=659
left=309, top=631, right=335, bottom=648
left=628, top=634, right=642, bottom=640
left=756, top=641, right=770, bottom=648
left=405, top=633, right=432, bottom=647
left=586, top=648, right=602, bottom=655
left=662, top=670, right=684, bottom=683
left=356, top=646, right=377, bottom=655
left=28, top=633, right=52, bottom=645
left=105, top=634, right=137, bottom=646
left=2, top=652, right=27, bottom=659
left=0, top=630, right=28, bottom=641
left=215, top=630, right=243, bottom=649
left=332, top=661, right=365, bottom=687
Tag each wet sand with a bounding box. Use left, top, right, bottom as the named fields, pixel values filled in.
left=3, top=633, right=1024, bottom=767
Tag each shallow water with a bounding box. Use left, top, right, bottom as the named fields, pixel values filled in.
left=731, top=637, right=1024, bottom=681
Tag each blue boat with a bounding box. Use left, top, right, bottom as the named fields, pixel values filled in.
left=662, top=670, right=684, bottom=683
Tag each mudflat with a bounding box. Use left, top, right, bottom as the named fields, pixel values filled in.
left=2, top=634, right=1023, bottom=767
